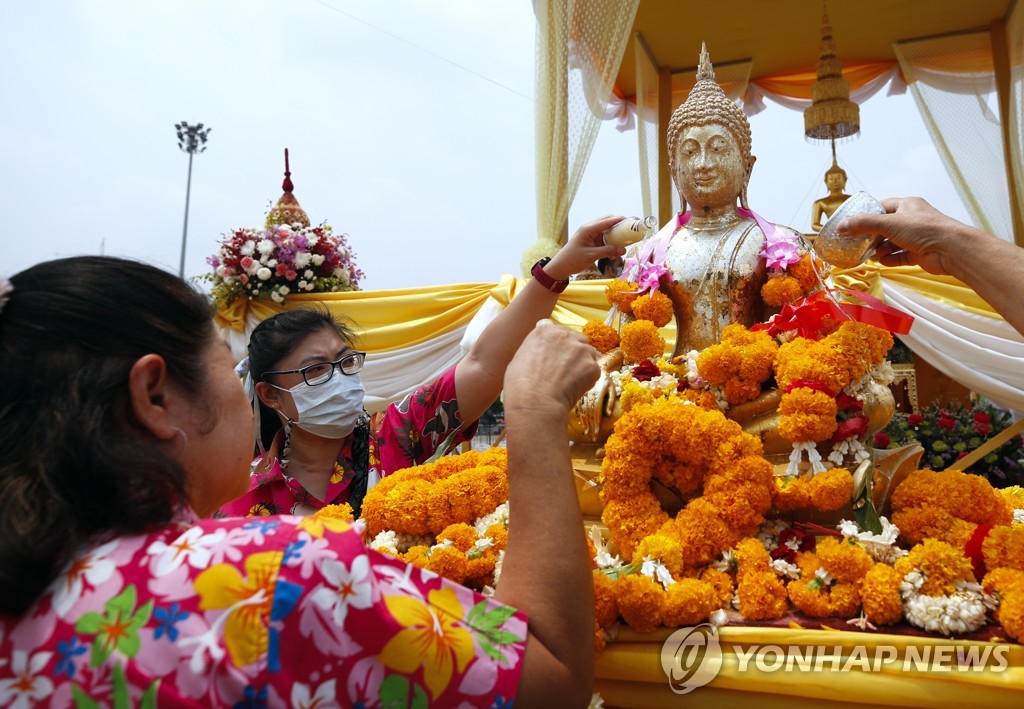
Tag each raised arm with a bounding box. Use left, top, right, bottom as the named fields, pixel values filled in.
left=839, top=197, right=1024, bottom=335
left=494, top=322, right=600, bottom=707
left=454, top=215, right=625, bottom=425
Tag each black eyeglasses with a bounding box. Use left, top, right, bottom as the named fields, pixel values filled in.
left=263, top=351, right=366, bottom=386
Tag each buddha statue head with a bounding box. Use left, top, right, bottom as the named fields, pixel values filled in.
left=667, top=43, right=755, bottom=215
left=824, top=160, right=848, bottom=196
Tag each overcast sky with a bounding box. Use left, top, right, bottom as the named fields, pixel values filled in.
left=3, top=0, right=971, bottom=290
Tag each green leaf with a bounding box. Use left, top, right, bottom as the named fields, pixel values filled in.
left=855, top=494, right=884, bottom=535
left=112, top=662, right=130, bottom=709
left=379, top=674, right=429, bottom=709
left=72, top=685, right=101, bottom=709
left=424, top=429, right=462, bottom=464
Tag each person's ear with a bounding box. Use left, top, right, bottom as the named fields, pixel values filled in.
left=256, top=381, right=281, bottom=411
left=128, top=354, right=179, bottom=442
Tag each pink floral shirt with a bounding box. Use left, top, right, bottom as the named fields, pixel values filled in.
left=220, top=367, right=476, bottom=517
left=0, top=512, right=526, bottom=707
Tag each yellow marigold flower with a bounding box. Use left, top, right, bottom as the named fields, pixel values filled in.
left=983, top=567, right=1024, bottom=597
left=860, top=563, right=903, bottom=625
left=1000, top=486, right=1024, bottom=514
left=437, top=523, right=478, bottom=553
left=696, top=325, right=778, bottom=406
left=606, top=278, right=640, bottom=313
left=313, top=502, right=354, bottom=523
left=982, top=526, right=1024, bottom=573
left=737, top=570, right=788, bottom=620
left=594, top=570, right=620, bottom=628
left=677, top=388, right=719, bottom=410
left=620, top=319, right=666, bottom=363
left=895, top=539, right=975, bottom=597
left=633, top=534, right=685, bottom=577
left=734, top=537, right=771, bottom=581
left=817, top=536, right=874, bottom=583
left=808, top=467, right=854, bottom=511
left=582, top=320, right=620, bottom=353
left=761, top=275, right=805, bottom=307
left=615, top=574, right=664, bottom=633
left=630, top=290, right=674, bottom=327
left=996, top=587, right=1024, bottom=642
left=891, top=468, right=1013, bottom=546
left=662, top=579, right=720, bottom=627
left=600, top=497, right=668, bottom=559
left=426, top=546, right=471, bottom=584
left=619, top=380, right=656, bottom=413
left=796, top=551, right=820, bottom=578
left=789, top=253, right=829, bottom=292
left=699, top=567, right=735, bottom=607
left=773, top=476, right=811, bottom=512
left=484, top=524, right=507, bottom=552
left=778, top=388, right=838, bottom=443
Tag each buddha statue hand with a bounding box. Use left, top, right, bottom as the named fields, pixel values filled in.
left=569, top=348, right=624, bottom=444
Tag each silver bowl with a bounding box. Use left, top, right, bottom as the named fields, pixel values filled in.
left=813, top=191, right=887, bottom=269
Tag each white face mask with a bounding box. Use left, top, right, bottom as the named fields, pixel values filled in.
left=274, top=372, right=365, bottom=439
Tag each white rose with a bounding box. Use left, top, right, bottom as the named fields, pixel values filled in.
left=257, top=239, right=275, bottom=255
left=298, top=280, right=308, bottom=290
left=270, top=291, right=284, bottom=303
left=311, top=254, right=325, bottom=266
left=278, top=285, right=290, bottom=295
left=257, top=267, right=272, bottom=281
left=240, top=240, right=256, bottom=256
left=304, top=269, right=314, bottom=279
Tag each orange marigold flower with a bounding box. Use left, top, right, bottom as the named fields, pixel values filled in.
left=436, top=523, right=478, bottom=553
left=895, top=539, right=975, bottom=597
left=313, top=502, right=354, bottom=523
left=631, top=290, right=674, bottom=327
left=620, top=320, right=666, bottom=363
left=982, top=526, right=1024, bottom=573
left=677, top=388, right=720, bottom=410
left=696, top=324, right=778, bottom=406
left=761, top=275, right=805, bottom=307
left=734, top=537, right=771, bottom=581
left=594, top=620, right=608, bottom=656
left=633, top=534, right=685, bottom=577
left=582, top=320, right=620, bottom=353
left=426, top=546, right=471, bottom=584
left=795, top=551, right=820, bottom=579
left=773, top=476, right=811, bottom=512
left=606, top=278, right=640, bottom=313
left=615, top=574, right=664, bottom=633
left=593, top=570, right=620, bottom=627
left=662, top=579, right=720, bottom=627
left=789, top=253, right=829, bottom=292
left=778, top=388, right=838, bottom=443
left=891, top=468, right=1013, bottom=546
left=817, top=536, right=874, bottom=583
left=699, top=567, right=735, bottom=607
left=860, top=563, right=903, bottom=625
left=808, top=467, right=854, bottom=511
left=737, top=570, right=788, bottom=620
left=996, top=588, right=1024, bottom=642
left=402, top=545, right=431, bottom=568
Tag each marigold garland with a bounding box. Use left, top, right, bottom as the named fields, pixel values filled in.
left=662, top=579, right=721, bottom=627
left=696, top=324, right=779, bottom=406
left=615, top=574, right=664, bottom=633
left=362, top=448, right=509, bottom=537
left=773, top=468, right=853, bottom=512
left=816, top=537, right=874, bottom=583
left=788, top=253, right=830, bottom=292
left=312, top=503, right=355, bottom=523
left=787, top=578, right=861, bottom=618
left=983, top=567, right=1024, bottom=641
left=891, top=468, right=1013, bottom=546
left=778, top=388, right=838, bottom=443
left=582, top=320, right=620, bottom=353
left=620, top=320, right=666, bottom=363
left=600, top=399, right=774, bottom=567
left=982, top=526, right=1024, bottom=573
left=594, top=571, right=620, bottom=627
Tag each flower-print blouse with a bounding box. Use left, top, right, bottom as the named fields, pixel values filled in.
left=219, top=367, right=477, bottom=517
left=0, top=511, right=525, bottom=707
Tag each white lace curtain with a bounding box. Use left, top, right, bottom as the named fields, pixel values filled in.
left=524, top=0, right=639, bottom=275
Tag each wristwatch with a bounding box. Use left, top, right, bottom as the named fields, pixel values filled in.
left=531, top=257, right=570, bottom=293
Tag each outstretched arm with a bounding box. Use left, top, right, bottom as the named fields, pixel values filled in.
left=839, top=197, right=1024, bottom=335
left=494, top=322, right=600, bottom=707
left=454, top=215, right=625, bottom=425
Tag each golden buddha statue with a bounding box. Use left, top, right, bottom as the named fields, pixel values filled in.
left=810, top=159, right=851, bottom=232
left=647, top=44, right=804, bottom=357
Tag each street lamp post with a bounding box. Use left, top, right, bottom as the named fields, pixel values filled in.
left=175, top=122, right=211, bottom=279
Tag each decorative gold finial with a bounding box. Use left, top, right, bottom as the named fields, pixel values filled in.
left=265, top=148, right=311, bottom=229
left=696, top=41, right=715, bottom=82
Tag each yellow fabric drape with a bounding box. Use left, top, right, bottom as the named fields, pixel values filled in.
left=753, top=61, right=898, bottom=99
left=833, top=262, right=1003, bottom=320
left=596, top=626, right=1024, bottom=708
left=214, top=282, right=498, bottom=352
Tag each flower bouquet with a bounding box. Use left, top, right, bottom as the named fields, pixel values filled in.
left=204, top=222, right=362, bottom=306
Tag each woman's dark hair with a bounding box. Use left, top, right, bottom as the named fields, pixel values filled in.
left=247, top=308, right=356, bottom=450
left=0, top=256, right=215, bottom=616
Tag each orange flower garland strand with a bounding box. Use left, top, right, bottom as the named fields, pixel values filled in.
left=696, top=323, right=779, bottom=406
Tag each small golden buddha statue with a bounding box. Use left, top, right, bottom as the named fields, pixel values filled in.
left=810, top=159, right=851, bottom=232
left=649, top=44, right=803, bottom=357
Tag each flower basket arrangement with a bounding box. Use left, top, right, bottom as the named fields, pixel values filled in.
left=205, top=222, right=362, bottom=307
left=877, top=401, right=1024, bottom=487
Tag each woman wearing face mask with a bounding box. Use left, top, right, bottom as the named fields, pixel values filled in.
left=218, top=215, right=626, bottom=518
